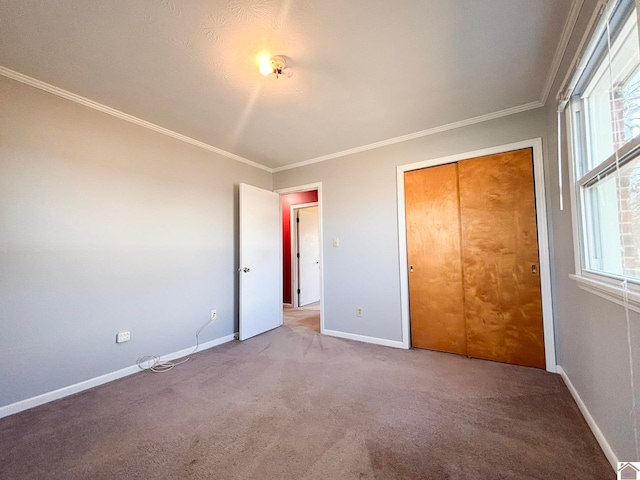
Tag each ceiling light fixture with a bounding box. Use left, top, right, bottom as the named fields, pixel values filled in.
left=259, top=56, right=293, bottom=78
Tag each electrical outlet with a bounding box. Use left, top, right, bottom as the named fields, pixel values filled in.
left=210, top=309, right=217, bottom=321
left=356, top=307, right=363, bottom=317
left=116, top=331, right=130, bottom=343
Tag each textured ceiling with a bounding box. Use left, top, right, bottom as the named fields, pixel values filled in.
left=0, top=0, right=576, bottom=169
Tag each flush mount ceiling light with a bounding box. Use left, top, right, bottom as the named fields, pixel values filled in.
left=259, top=56, right=293, bottom=78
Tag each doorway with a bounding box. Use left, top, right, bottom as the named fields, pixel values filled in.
left=396, top=138, right=556, bottom=371
left=293, top=205, right=321, bottom=307
left=277, top=183, right=325, bottom=334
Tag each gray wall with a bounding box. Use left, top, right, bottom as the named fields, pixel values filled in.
left=548, top=104, right=640, bottom=461
left=0, top=76, right=271, bottom=407
left=543, top=0, right=640, bottom=462
left=273, top=108, right=548, bottom=343
left=3, top=0, right=637, bottom=463
left=275, top=0, right=640, bottom=463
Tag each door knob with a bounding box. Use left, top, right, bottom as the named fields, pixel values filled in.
left=243, top=267, right=250, bottom=273
left=410, top=265, right=414, bottom=273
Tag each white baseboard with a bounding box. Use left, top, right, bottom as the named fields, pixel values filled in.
left=0, top=334, right=236, bottom=419
left=323, top=329, right=404, bottom=349
left=557, top=365, right=618, bottom=470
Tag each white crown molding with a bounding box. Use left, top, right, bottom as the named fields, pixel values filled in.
left=2, top=66, right=548, bottom=175
left=0, top=66, right=272, bottom=173
left=555, top=0, right=607, bottom=105
left=272, top=101, right=544, bottom=173
left=540, top=0, right=584, bottom=105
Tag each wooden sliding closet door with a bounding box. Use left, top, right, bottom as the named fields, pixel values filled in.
left=405, top=148, right=545, bottom=369
left=405, top=163, right=466, bottom=354
left=458, top=148, right=545, bottom=369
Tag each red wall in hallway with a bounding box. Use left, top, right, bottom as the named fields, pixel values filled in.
left=281, top=190, right=318, bottom=304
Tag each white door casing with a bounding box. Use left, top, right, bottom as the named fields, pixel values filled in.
left=276, top=183, right=325, bottom=334
left=239, top=183, right=282, bottom=341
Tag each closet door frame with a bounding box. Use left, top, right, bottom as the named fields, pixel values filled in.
left=396, top=138, right=557, bottom=372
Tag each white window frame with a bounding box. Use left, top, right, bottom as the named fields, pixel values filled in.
left=566, top=0, right=640, bottom=312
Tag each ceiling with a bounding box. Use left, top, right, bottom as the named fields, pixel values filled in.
left=0, top=0, right=577, bottom=170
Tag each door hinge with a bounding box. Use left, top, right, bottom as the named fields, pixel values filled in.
left=297, top=253, right=300, bottom=258
left=296, top=217, right=300, bottom=223
left=297, top=289, right=301, bottom=294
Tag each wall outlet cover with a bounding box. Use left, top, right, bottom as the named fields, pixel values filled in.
left=116, top=331, right=131, bottom=343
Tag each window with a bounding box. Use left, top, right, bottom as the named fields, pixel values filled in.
left=569, top=0, right=640, bottom=287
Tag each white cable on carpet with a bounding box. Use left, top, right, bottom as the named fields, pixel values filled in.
left=137, top=318, right=214, bottom=373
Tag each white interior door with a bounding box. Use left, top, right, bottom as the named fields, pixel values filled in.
left=297, top=206, right=321, bottom=307
left=239, top=183, right=282, bottom=341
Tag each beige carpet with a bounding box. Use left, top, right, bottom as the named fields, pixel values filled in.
left=0, top=308, right=613, bottom=479
left=295, top=302, right=321, bottom=312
